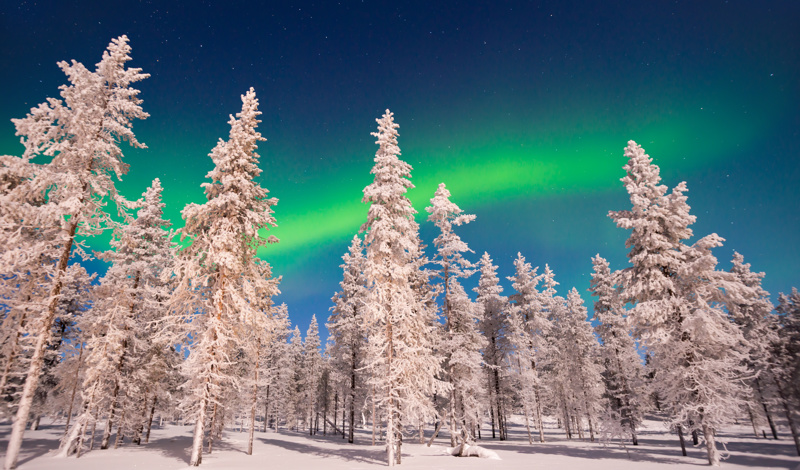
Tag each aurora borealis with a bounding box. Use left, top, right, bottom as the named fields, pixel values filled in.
left=1, top=1, right=798, bottom=337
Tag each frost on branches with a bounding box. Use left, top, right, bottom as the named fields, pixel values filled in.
left=609, top=140, right=756, bottom=466
left=328, top=235, right=369, bottom=443
left=169, top=88, right=281, bottom=466
left=361, top=110, right=444, bottom=466
left=773, top=289, right=800, bottom=455
left=426, top=183, right=486, bottom=451
left=474, top=252, right=510, bottom=441
left=590, top=255, right=646, bottom=445
left=60, top=178, right=177, bottom=456
left=2, top=35, right=149, bottom=470
left=506, top=253, right=548, bottom=443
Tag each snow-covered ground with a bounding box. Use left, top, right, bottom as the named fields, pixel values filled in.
left=1, top=416, right=798, bottom=469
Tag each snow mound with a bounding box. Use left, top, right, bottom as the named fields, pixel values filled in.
left=445, top=444, right=501, bottom=460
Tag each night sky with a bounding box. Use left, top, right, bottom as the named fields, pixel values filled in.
left=1, top=1, right=798, bottom=339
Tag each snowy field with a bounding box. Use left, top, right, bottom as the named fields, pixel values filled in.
left=2, top=416, right=798, bottom=470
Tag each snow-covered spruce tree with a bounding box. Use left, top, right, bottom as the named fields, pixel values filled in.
left=425, top=183, right=485, bottom=450
left=261, top=304, right=291, bottom=432
left=361, top=110, right=444, bottom=465
left=59, top=178, right=176, bottom=455
left=474, top=252, right=510, bottom=441
left=169, top=88, right=280, bottom=466
left=1, top=264, right=91, bottom=423
left=590, top=255, right=646, bottom=445
left=725, top=253, right=781, bottom=441
left=506, top=253, right=550, bottom=443
left=27, top=268, right=92, bottom=431
left=303, top=316, right=323, bottom=435
left=609, top=140, right=752, bottom=466
left=2, top=35, right=149, bottom=470
left=327, top=235, right=369, bottom=443
left=774, top=289, right=800, bottom=455
left=0, top=154, right=49, bottom=409
left=285, top=326, right=305, bottom=431
left=551, top=288, right=605, bottom=442
left=405, top=231, right=444, bottom=445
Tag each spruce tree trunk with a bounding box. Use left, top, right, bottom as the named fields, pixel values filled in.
left=677, top=426, right=687, bottom=456
left=489, top=401, right=497, bottom=439
left=73, top=421, right=87, bottom=458
left=562, top=403, right=572, bottom=439
left=386, top=318, right=395, bottom=467
left=756, top=379, right=779, bottom=439
left=371, top=388, right=376, bottom=446
left=534, top=387, right=545, bottom=443
left=248, top=351, right=259, bottom=456
left=703, top=425, right=720, bottom=466
left=63, top=345, right=84, bottom=438
left=133, top=390, right=148, bottom=445
left=333, top=391, right=338, bottom=437
left=189, top=386, right=210, bottom=466
left=101, top=380, right=121, bottom=449
left=774, top=378, right=800, bottom=456
left=3, top=223, right=76, bottom=470
left=145, top=397, right=156, bottom=444
left=349, top=354, right=356, bottom=444
left=449, top=390, right=458, bottom=447
left=113, top=407, right=126, bottom=448
left=207, top=402, right=218, bottom=453
left=263, top=385, right=270, bottom=433
left=747, top=405, right=759, bottom=438
left=523, top=404, right=533, bottom=444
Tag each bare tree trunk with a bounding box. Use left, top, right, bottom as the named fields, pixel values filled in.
left=385, top=317, right=395, bottom=467
left=489, top=401, right=497, bottom=439
left=248, top=348, right=259, bottom=456
left=63, top=345, right=85, bottom=439
left=349, top=360, right=356, bottom=444
left=207, top=402, right=218, bottom=454
left=427, top=421, right=442, bottom=447
left=523, top=403, right=532, bottom=444
left=747, top=405, right=759, bottom=438
left=755, top=378, right=779, bottom=439
left=190, top=392, right=208, bottom=466
left=371, top=388, right=376, bottom=446
left=133, top=389, right=148, bottom=445
left=677, top=426, right=687, bottom=456
left=774, top=377, right=800, bottom=456
left=88, top=412, right=98, bottom=451
left=113, top=407, right=126, bottom=448
left=703, top=425, right=720, bottom=466
left=145, top=397, right=156, bottom=444
left=534, top=387, right=545, bottom=443
left=263, top=385, right=270, bottom=433
left=333, top=391, right=338, bottom=437
left=449, top=389, right=458, bottom=447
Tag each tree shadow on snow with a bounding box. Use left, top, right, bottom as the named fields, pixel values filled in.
left=257, top=436, right=386, bottom=465
left=0, top=423, right=63, bottom=466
